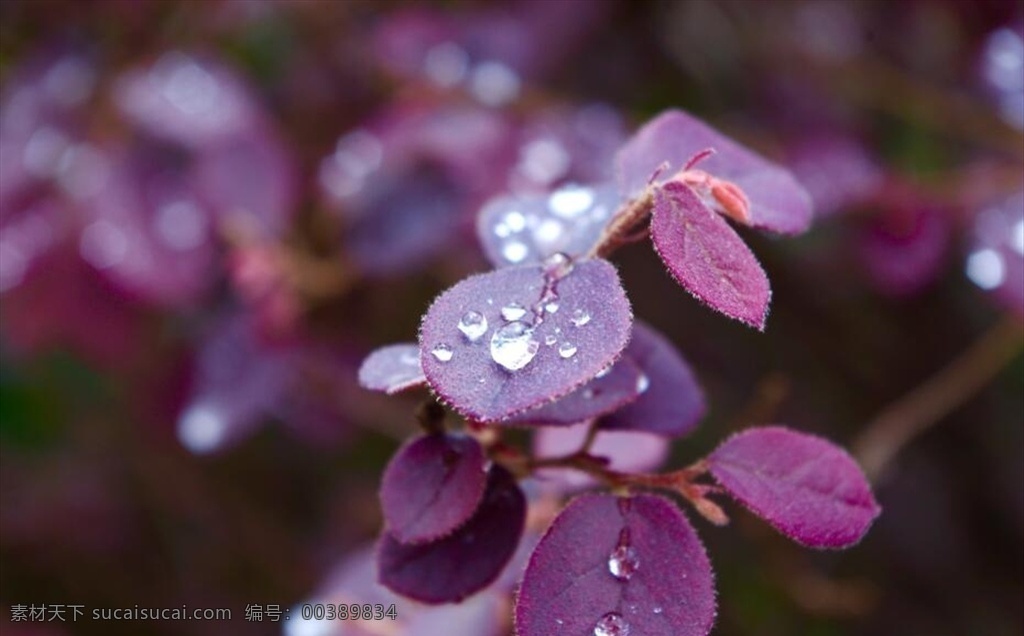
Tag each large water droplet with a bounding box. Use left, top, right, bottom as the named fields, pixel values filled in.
left=608, top=544, right=639, bottom=581
left=490, top=321, right=539, bottom=371
left=559, top=342, right=578, bottom=359
left=571, top=308, right=592, bottom=327
left=431, top=344, right=454, bottom=362
left=593, top=612, right=630, bottom=636
left=458, top=311, right=488, bottom=342
left=501, top=302, right=528, bottom=321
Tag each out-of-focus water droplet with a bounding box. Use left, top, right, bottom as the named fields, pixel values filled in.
left=535, top=218, right=564, bottom=248
left=593, top=612, right=630, bottom=636
left=490, top=321, right=539, bottom=371
left=571, top=308, right=591, bottom=327
left=1012, top=218, right=1024, bottom=255
left=558, top=342, right=578, bottom=359
left=502, top=240, right=529, bottom=263
left=501, top=302, right=527, bottom=321
left=155, top=200, right=208, bottom=251
left=652, top=607, right=663, bottom=615
left=79, top=220, right=128, bottom=269
left=431, top=344, right=454, bottom=362
left=178, top=403, right=226, bottom=454
left=549, top=184, right=595, bottom=218
left=469, top=60, right=520, bottom=107
left=504, top=210, right=527, bottom=232
left=636, top=373, right=650, bottom=394
left=423, top=41, right=469, bottom=88
left=966, top=248, right=1006, bottom=290
left=458, top=311, right=488, bottom=342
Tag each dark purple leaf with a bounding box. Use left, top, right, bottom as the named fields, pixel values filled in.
left=601, top=321, right=705, bottom=437
left=534, top=424, right=669, bottom=492
left=380, top=433, right=487, bottom=544
left=707, top=426, right=881, bottom=549
left=650, top=181, right=770, bottom=329
left=476, top=182, right=622, bottom=268
left=616, top=109, right=812, bottom=234
left=515, top=493, right=715, bottom=636
left=378, top=465, right=526, bottom=604
left=507, top=355, right=644, bottom=426
left=419, top=258, right=632, bottom=422
left=358, top=343, right=427, bottom=394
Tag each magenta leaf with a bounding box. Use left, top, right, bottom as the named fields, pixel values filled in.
left=651, top=181, right=771, bottom=329
left=615, top=109, right=812, bottom=234
left=476, top=182, right=623, bottom=268
left=601, top=321, right=706, bottom=437
left=358, top=343, right=427, bottom=394
left=707, top=426, right=881, bottom=549
left=516, top=493, right=715, bottom=636
left=378, top=465, right=526, bottom=604
left=379, top=433, right=487, bottom=545
left=507, top=355, right=644, bottom=426
left=419, top=258, right=632, bottom=422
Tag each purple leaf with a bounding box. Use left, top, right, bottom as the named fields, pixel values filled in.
left=615, top=109, right=812, bottom=234
left=476, top=182, right=623, bottom=268
left=358, top=343, right=427, bottom=394
left=601, top=321, right=706, bottom=437
left=378, top=465, right=526, bottom=604
left=507, top=355, right=644, bottom=426
left=650, top=181, right=771, bottom=329
left=379, top=433, right=487, bottom=545
left=534, top=424, right=669, bottom=492
left=707, top=426, right=881, bottom=549
left=419, top=258, right=632, bottom=422
left=515, top=493, right=716, bottom=636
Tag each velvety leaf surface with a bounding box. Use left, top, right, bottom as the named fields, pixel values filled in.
left=476, top=182, right=622, bottom=268
left=507, top=355, right=644, bottom=426
left=379, top=433, right=487, bottom=544
left=708, top=426, right=881, bottom=548
left=650, top=181, right=770, bottom=329
left=601, top=321, right=705, bottom=437
left=534, top=423, right=669, bottom=492
left=516, top=493, right=715, bottom=636
left=358, top=343, right=426, bottom=394
left=615, top=109, right=812, bottom=234
left=378, top=465, right=526, bottom=604
left=419, top=259, right=632, bottom=421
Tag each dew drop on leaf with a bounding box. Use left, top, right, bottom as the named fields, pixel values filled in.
left=431, top=344, right=453, bottom=362
left=543, top=252, right=574, bottom=279
left=490, top=321, right=539, bottom=371
left=545, top=301, right=560, bottom=313
left=501, top=302, right=528, bottom=321
left=571, top=308, right=591, bottom=327
left=457, top=311, right=488, bottom=342
left=544, top=334, right=558, bottom=346
left=558, top=342, right=578, bottom=359
left=594, top=612, right=630, bottom=636
left=607, top=542, right=639, bottom=581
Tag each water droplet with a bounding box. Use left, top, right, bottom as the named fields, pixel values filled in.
left=966, top=248, right=1005, bottom=290
left=431, top=344, right=454, bottom=362
left=501, top=302, right=528, bottom=321
left=490, top=321, right=539, bottom=371
left=535, top=218, right=564, bottom=248
left=545, top=301, right=560, bottom=313
left=595, top=365, right=612, bottom=378
left=608, top=544, right=639, bottom=581
left=504, top=210, right=527, bottom=232
left=545, top=334, right=558, bottom=346
left=1012, top=218, right=1024, bottom=256
left=653, top=607, right=663, bottom=615
left=593, top=612, right=630, bottom=636
left=571, top=308, right=591, bottom=327
left=559, top=342, right=578, bottom=359
left=458, top=311, right=488, bottom=342
left=502, top=240, right=529, bottom=263
left=543, top=252, right=574, bottom=279
left=549, top=184, right=595, bottom=218
left=583, top=388, right=595, bottom=399
left=636, top=373, right=650, bottom=394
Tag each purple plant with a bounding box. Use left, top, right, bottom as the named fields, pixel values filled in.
left=355, top=107, right=880, bottom=636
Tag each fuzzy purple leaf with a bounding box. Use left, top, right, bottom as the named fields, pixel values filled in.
left=616, top=109, right=812, bottom=234
left=651, top=181, right=771, bottom=329
left=707, top=426, right=881, bottom=549
left=358, top=343, right=426, bottom=394
left=507, top=355, right=644, bottom=426
left=378, top=465, right=525, bottom=604
left=601, top=321, right=705, bottom=437
left=379, top=433, right=487, bottom=545
left=419, top=258, right=632, bottom=422
left=516, top=493, right=716, bottom=636
left=476, top=182, right=622, bottom=268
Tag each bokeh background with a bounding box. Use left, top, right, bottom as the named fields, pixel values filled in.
left=1, top=1, right=1022, bottom=635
